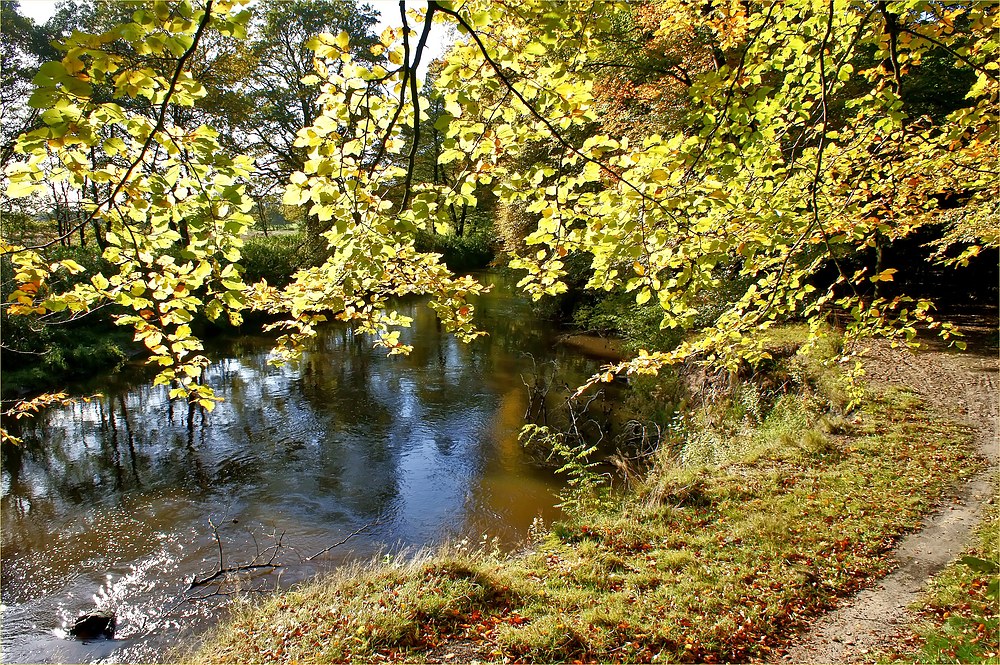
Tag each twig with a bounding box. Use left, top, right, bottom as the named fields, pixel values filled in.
left=187, top=560, right=282, bottom=590
left=304, top=519, right=378, bottom=562
left=188, top=519, right=285, bottom=589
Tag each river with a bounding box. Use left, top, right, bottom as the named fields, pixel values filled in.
left=0, top=272, right=615, bottom=663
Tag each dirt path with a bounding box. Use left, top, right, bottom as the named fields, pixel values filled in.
left=780, top=336, right=998, bottom=664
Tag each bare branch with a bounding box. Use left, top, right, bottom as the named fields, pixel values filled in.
left=304, top=519, right=378, bottom=562
left=399, top=1, right=437, bottom=210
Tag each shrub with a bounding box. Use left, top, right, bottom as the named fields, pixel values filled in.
left=572, top=290, right=684, bottom=353
left=239, top=233, right=308, bottom=287
left=414, top=231, right=495, bottom=272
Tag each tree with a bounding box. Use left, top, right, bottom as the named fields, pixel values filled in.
left=1, top=1, right=61, bottom=168
left=2, top=0, right=996, bottom=437
left=420, top=0, right=997, bottom=383
left=4, top=0, right=257, bottom=414
left=218, top=0, right=382, bottom=243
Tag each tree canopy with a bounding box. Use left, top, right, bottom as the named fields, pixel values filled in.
left=2, top=0, right=996, bottom=417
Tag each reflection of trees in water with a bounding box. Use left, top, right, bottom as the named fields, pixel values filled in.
left=1, top=273, right=613, bottom=607
left=98, top=395, right=141, bottom=491
left=1, top=393, right=167, bottom=596
left=4, top=391, right=164, bottom=523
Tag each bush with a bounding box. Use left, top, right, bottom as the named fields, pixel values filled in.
left=2, top=244, right=131, bottom=393
left=572, top=290, right=684, bottom=353
left=414, top=231, right=495, bottom=272
left=239, top=233, right=309, bottom=287
left=1, top=244, right=109, bottom=302
left=1, top=322, right=132, bottom=395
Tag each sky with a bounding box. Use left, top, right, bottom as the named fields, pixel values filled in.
left=13, top=0, right=451, bottom=74
left=14, top=0, right=58, bottom=22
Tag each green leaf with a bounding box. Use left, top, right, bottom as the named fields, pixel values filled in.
left=524, top=42, right=546, bottom=56
left=62, top=76, right=93, bottom=98
left=6, top=179, right=45, bottom=199
left=103, top=136, right=127, bottom=155
left=32, top=61, right=66, bottom=86
left=960, top=556, right=999, bottom=575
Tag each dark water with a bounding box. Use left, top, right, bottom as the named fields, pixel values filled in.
left=0, top=272, right=609, bottom=663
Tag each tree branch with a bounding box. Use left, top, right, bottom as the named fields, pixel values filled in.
left=399, top=1, right=437, bottom=211
left=434, top=3, right=685, bottom=228
left=304, top=519, right=378, bottom=562
left=895, top=24, right=998, bottom=83
left=877, top=1, right=903, bottom=93
left=10, top=0, right=217, bottom=255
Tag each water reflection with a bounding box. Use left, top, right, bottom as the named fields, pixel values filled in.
left=1, top=272, right=605, bottom=663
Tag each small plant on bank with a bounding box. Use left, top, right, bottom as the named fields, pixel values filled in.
left=519, top=423, right=609, bottom=515
left=414, top=231, right=496, bottom=272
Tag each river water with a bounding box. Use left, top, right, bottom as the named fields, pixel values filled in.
left=0, top=272, right=612, bottom=663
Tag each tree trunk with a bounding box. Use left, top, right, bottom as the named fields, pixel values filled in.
left=256, top=198, right=270, bottom=237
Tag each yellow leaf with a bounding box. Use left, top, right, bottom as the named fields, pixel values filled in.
left=871, top=269, right=897, bottom=283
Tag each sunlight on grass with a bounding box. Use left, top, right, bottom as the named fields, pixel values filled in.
left=189, top=332, right=984, bottom=664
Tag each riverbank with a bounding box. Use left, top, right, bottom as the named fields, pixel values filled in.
left=0, top=271, right=610, bottom=664
left=188, top=331, right=990, bottom=664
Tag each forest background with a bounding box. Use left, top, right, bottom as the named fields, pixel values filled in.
left=0, top=2, right=997, bottom=661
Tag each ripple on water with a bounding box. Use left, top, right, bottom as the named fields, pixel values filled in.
left=2, top=273, right=605, bottom=663
left=2, top=534, right=200, bottom=664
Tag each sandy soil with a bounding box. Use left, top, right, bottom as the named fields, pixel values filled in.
left=780, top=334, right=998, bottom=664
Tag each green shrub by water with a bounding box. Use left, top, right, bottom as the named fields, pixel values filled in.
left=1, top=245, right=135, bottom=393
left=0, top=234, right=316, bottom=393
left=415, top=231, right=495, bottom=271
left=240, top=233, right=309, bottom=287
left=572, top=290, right=684, bottom=353
left=0, top=312, right=132, bottom=394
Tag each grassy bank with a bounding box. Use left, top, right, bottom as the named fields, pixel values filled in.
left=190, top=334, right=983, bottom=664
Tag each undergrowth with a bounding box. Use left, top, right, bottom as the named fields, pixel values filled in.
left=240, top=233, right=309, bottom=287
left=1, top=245, right=133, bottom=394
left=414, top=231, right=495, bottom=272
left=190, top=332, right=983, bottom=664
